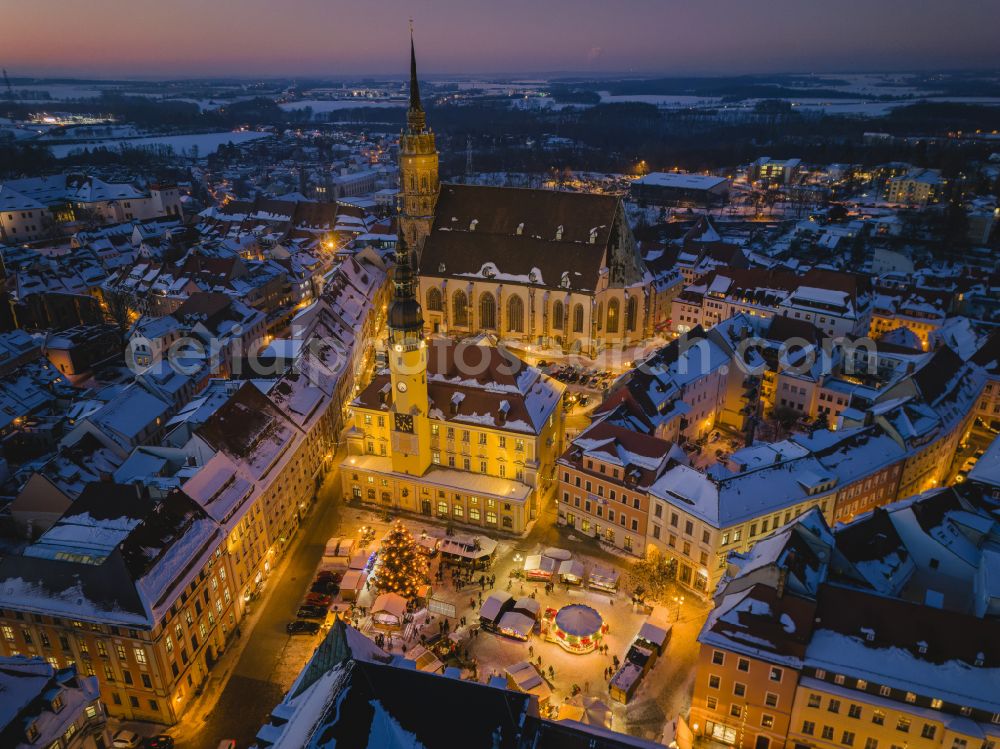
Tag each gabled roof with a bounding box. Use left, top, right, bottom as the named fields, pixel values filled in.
left=420, top=183, right=621, bottom=292
left=0, top=487, right=220, bottom=628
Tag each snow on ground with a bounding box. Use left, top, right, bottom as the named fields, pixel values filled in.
left=279, top=100, right=406, bottom=115
left=598, top=92, right=723, bottom=108
left=47, top=130, right=271, bottom=158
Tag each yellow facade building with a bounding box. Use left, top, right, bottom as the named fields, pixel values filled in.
left=341, top=232, right=565, bottom=535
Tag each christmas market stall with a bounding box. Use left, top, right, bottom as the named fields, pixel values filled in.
left=512, top=597, right=541, bottom=622
left=610, top=638, right=657, bottom=704
left=524, top=554, right=557, bottom=582
left=406, top=644, right=445, bottom=674
left=587, top=563, right=620, bottom=593
left=439, top=534, right=497, bottom=569
left=479, top=592, right=514, bottom=631
left=609, top=660, right=645, bottom=705
left=558, top=559, right=585, bottom=585
left=505, top=661, right=552, bottom=710
left=497, top=610, right=535, bottom=641
left=371, top=593, right=408, bottom=632
left=636, top=621, right=671, bottom=658
left=338, top=569, right=367, bottom=602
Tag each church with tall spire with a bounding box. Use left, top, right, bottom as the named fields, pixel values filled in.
left=398, top=27, right=439, bottom=256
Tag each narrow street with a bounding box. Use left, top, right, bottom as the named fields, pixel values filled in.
left=175, top=468, right=348, bottom=749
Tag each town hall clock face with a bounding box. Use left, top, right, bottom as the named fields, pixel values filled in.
left=397, top=381, right=408, bottom=393
left=394, top=413, right=415, bottom=433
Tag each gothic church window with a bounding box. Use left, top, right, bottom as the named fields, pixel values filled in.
left=480, top=292, right=497, bottom=329
left=553, top=300, right=564, bottom=330
left=426, top=287, right=442, bottom=311
left=607, top=299, right=620, bottom=333
left=626, top=296, right=638, bottom=332
left=507, top=295, right=525, bottom=333
left=453, top=290, right=469, bottom=326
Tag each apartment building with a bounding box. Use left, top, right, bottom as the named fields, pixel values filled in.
left=0, top=484, right=238, bottom=724
left=556, top=420, right=681, bottom=554
left=691, top=490, right=1000, bottom=749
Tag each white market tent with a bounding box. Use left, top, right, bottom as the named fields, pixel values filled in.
left=506, top=661, right=553, bottom=705
left=524, top=554, right=557, bottom=579
left=588, top=563, right=620, bottom=591
left=339, top=569, right=367, bottom=600
left=348, top=552, right=370, bottom=571
left=558, top=559, right=585, bottom=583
left=637, top=621, right=671, bottom=655
left=371, top=592, right=408, bottom=629
left=557, top=695, right=613, bottom=728
left=439, top=534, right=498, bottom=560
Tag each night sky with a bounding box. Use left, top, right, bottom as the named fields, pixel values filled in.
left=6, top=0, right=1000, bottom=78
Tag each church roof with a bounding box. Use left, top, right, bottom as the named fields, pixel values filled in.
left=419, top=184, right=621, bottom=293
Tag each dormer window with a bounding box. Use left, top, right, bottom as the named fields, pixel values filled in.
left=26, top=722, right=39, bottom=742
left=516, top=222, right=524, bottom=235
left=555, top=225, right=563, bottom=240
left=589, top=228, right=598, bottom=244
left=51, top=694, right=64, bottom=712
left=469, top=219, right=478, bottom=231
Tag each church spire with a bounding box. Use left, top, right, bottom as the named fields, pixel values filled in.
left=407, top=22, right=427, bottom=134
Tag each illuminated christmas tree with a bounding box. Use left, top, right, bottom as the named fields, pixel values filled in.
left=373, top=522, right=428, bottom=599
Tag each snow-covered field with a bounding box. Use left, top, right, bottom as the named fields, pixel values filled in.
left=598, top=92, right=723, bottom=108
left=10, top=83, right=107, bottom=101
left=47, top=130, right=271, bottom=158
left=279, top=100, right=405, bottom=115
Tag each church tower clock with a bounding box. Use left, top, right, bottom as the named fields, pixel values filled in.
left=399, top=28, right=439, bottom=257
left=387, top=231, right=432, bottom=477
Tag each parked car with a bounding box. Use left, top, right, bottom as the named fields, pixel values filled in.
left=113, top=731, right=142, bottom=749
left=296, top=606, right=327, bottom=620
left=304, top=593, right=332, bottom=607
left=310, top=580, right=337, bottom=594
left=216, top=741, right=237, bottom=749
left=287, top=620, right=321, bottom=635
left=146, top=736, right=175, bottom=749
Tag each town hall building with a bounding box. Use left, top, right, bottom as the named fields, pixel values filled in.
left=340, top=226, right=566, bottom=535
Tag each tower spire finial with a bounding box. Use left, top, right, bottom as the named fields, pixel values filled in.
left=407, top=21, right=426, bottom=133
